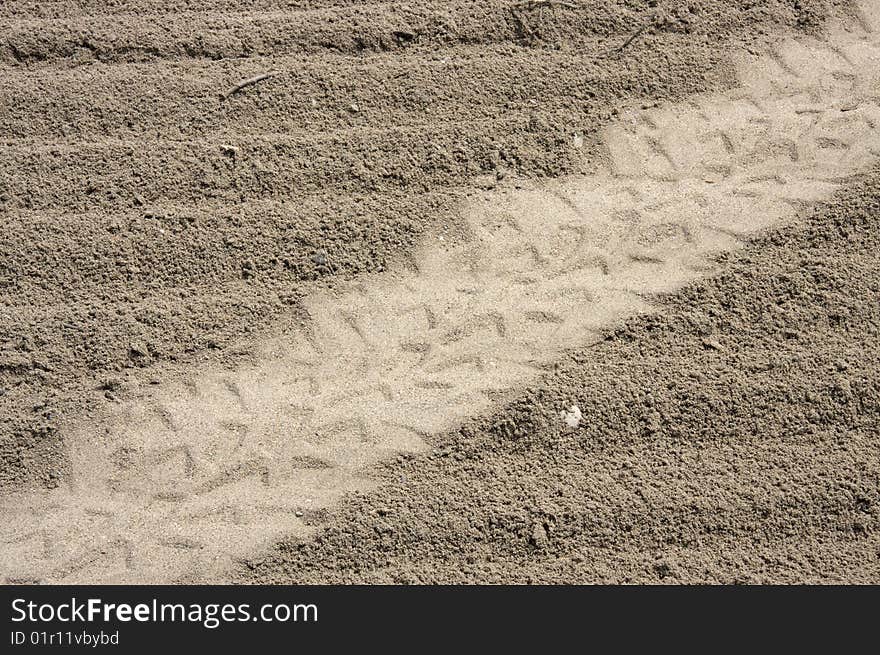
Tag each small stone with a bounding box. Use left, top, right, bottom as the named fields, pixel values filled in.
left=530, top=522, right=549, bottom=549
left=645, top=410, right=663, bottom=435
left=701, top=337, right=723, bottom=351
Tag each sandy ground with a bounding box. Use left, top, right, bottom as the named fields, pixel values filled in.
left=2, top=0, right=878, bottom=584
left=241, top=171, right=880, bottom=584
left=0, top=0, right=852, bottom=490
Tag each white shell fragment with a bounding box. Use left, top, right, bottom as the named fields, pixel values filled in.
left=561, top=405, right=582, bottom=429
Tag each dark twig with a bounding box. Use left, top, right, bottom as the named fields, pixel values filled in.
left=614, top=23, right=648, bottom=53
left=590, top=21, right=651, bottom=59
left=513, top=1, right=578, bottom=9
left=221, top=70, right=281, bottom=101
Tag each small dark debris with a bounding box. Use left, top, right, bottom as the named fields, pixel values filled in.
left=99, top=378, right=123, bottom=392
left=129, top=341, right=149, bottom=358
left=393, top=31, right=417, bottom=45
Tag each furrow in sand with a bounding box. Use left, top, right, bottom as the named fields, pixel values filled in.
left=0, top=1, right=650, bottom=65
left=0, top=117, right=577, bottom=211
left=2, top=112, right=574, bottom=151
left=307, top=534, right=880, bottom=585
left=0, top=191, right=450, bottom=301
left=0, top=45, right=691, bottom=142
left=1, top=7, right=879, bottom=584
left=0, top=1, right=384, bottom=19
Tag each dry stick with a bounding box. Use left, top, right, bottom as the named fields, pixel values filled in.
left=221, top=70, right=281, bottom=101
left=614, top=23, right=648, bottom=53
left=513, top=1, right=578, bottom=9
left=591, top=22, right=649, bottom=59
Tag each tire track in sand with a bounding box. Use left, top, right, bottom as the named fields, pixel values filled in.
left=2, top=3, right=879, bottom=584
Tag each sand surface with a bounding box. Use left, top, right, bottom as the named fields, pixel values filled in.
left=1, top=0, right=878, bottom=584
